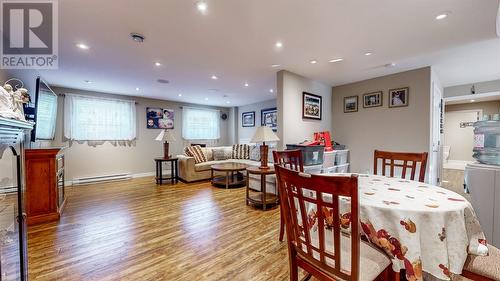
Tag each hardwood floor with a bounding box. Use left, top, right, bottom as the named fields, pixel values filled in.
left=27, top=177, right=291, bottom=281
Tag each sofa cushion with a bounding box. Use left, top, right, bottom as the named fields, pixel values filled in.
left=201, top=147, right=213, bottom=161
left=185, top=145, right=207, bottom=164
left=232, top=144, right=250, bottom=159
left=213, top=148, right=228, bottom=161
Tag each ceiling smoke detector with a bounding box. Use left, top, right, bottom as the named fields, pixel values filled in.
left=157, top=79, right=169, bottom=84
left=130, top=33, right=145, bottom=43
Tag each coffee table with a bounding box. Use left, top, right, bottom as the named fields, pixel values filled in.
left=211, top=163, right=248, bottom=189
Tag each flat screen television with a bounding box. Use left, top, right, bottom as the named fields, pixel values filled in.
left=30, top=77, right=58, bottom=142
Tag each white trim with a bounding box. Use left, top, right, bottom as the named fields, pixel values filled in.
left=444, top=91, right=500, bottom=104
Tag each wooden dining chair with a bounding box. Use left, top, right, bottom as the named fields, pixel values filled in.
left=460, top=243, right=500, bottom=281
left=274, top=165, right=392, bottom=281
left=273, top=150, right=304, bottom=242
left=373, top=150, right=428, bottom=183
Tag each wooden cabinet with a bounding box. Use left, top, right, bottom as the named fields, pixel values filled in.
left=25, top=148, right=66, bottom=226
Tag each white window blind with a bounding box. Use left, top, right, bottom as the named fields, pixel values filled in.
left=35, top=90, right=58, bottom=140
left=182, top=107, right=220, bottom=140
left=64, top=94, right=136, bottom=141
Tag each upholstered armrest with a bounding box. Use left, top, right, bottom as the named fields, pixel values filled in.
left=177, top=155, right=196, bottom=182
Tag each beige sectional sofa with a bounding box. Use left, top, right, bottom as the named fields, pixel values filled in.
left=177, top=146, right=276, bottom=193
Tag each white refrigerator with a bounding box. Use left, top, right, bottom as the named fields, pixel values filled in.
left=465, top=163, right=500, bottom=247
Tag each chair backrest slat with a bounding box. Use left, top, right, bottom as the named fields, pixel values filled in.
left=373, top=150, right=428, bottom=182
left=275, top=165, right=360, bottom=280
left=273, top=149, right=304, bottom=172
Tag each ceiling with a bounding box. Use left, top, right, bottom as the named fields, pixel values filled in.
left=36, top=0, right=500, bottom=107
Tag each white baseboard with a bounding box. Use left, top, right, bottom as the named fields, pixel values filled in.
left=66, top=170, right=173, bottom=186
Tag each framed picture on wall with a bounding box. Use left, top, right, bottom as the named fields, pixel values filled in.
left=302, top=92, right=322, bottom=120
left=389, top=87, right=409, bottom=108
left=146, top=107, right=174, bottom=129
left=261, top=107, right=277, bottom=132
left=242, top=111, right=255, bottom=127
left=363, top=91, right=383, bottom=108
left=344, top=96, right=358, bottom=113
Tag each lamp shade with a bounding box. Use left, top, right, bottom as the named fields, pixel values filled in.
left=155, top=129, right=176, bottom=142
left=250, top=126, right=280, bottom=143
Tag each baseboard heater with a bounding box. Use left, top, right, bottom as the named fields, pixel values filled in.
left=72, top=173, right=132, bottom=185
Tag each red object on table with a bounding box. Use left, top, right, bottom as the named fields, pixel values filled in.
left=313, top=131, right=333, bottom=151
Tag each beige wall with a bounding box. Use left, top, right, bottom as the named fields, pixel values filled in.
left=238, top=99, right=276, bottom=142
left=331, top=67, right=432, bottom=174
left=48, top=87, right=231, bottom=182
left=443, top=110, right=479, bottom=161
left=277, top=70, right=332, bottom=149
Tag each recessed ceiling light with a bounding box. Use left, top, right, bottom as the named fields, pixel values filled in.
left=275, top=41, right=283, bottom=48
left=226, top=101, right=231, bottom=104
left=196, top=1, right=208, bottom=13
left=155, top=62, right=161, bottom=66
left=435, top=12, right=450, bottom=20
left=310, top=60, right=318, bottom=64
left=269, top=89, right=274, bottom=93
left=271, top=64, right=281, bottom=68
left=470, top=99, right=475, bottom=103
left=178, top=94, right=182, bottom=97
left=364, top=52, right=373, bottom=56
left=76, top=43, right=89, bottom=50
left=329, top=58, right=344, bottom=63
left=244, top=82, right=249, bottom=87
left=211, top=75, right=218, bottom=80
left=135, top=87, right=140, bottom=91
left=84, top=80, right=92, bottom=84
left=204, top=97, right=209, bottom=101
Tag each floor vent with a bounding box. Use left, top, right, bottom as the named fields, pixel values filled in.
left=72, top=173, right=132, bottom=185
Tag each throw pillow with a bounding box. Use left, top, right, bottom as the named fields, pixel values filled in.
left=201, top=147, right=213, bottom=161
left=249, top=145, right=261, bottom=161
left=232, top=144, right=250, bottom=159
left=223, top=147, right=233, bottom=159
left=185, top=145, right=207, bottom=164
left=213, top=148, right=228, bottom=161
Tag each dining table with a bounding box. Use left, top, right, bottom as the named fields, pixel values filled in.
left=305, top=173, right=489, bottom=281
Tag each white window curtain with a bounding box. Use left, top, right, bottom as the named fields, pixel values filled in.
left=182, top=107, right=220, bottom=140
left=64, top=94, right=136, bottom=141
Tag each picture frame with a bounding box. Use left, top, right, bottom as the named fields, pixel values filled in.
left=261, top=107, right=277, bottom=132
left=241, top=111, right=255, bottom=127
left=302, top=92, right=322, bottom=120
left=388, top=87, right=409, bottom=108
left=344, top=96, right=358, bottom=113
left=363, top=91, right=383, bottom=108
left=146, top=107, right=174, bottom=129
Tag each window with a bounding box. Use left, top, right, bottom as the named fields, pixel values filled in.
left=182, top=107, right=220, bottom=140
left=35, top=90, right=58, bottom=140
left=64, top=94, right=136, bottom=141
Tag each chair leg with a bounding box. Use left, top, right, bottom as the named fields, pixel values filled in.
left=279, top=210, right=285, bottom=242
left=289, top=251, right=299, bottom=281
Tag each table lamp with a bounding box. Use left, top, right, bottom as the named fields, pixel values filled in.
left=155, top=129, right=176, bottom=159
left=251, top=126, right=280, bottom=169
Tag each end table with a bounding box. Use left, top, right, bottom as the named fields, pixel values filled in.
left=154, top=157, right=178, bottom=185
left=246, top=166, right=278, bottom=210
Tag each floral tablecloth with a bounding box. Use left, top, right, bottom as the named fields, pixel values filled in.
left=307, top=174, right=488, bottom=281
